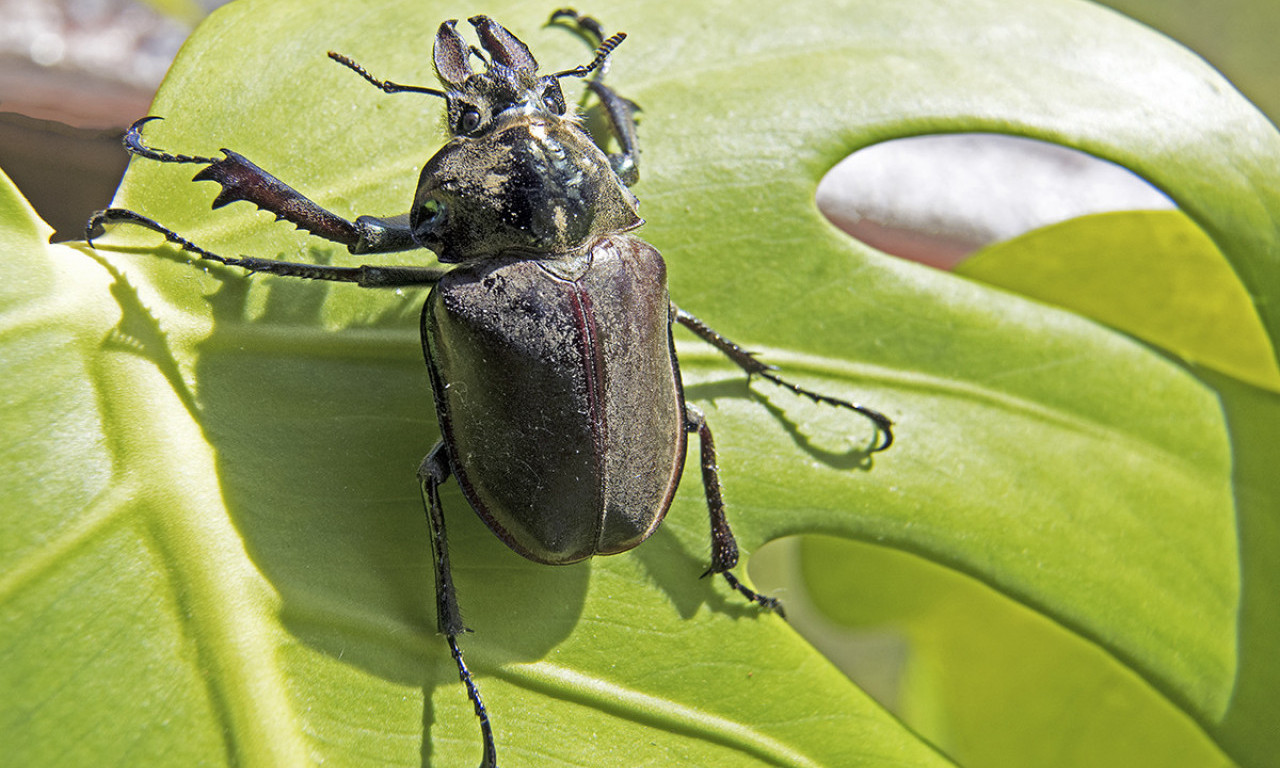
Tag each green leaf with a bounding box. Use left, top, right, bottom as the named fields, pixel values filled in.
left=3, top=0, right=1276, bottom=766
left=957, top=209, right=1280, bottom=391
left=782, top=536, right=1235, bottom=768
left=1098, top=0, right=1280, bottom=123
left=136, top=0, right=205, bottom=25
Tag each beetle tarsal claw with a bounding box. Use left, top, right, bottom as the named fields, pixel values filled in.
left=720, top=572, right=787, bottom=618
left=122, top=116, right=220, bottom=165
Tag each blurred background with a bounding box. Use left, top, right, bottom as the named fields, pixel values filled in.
left=2, top=0, right=1278, bottom=248
left=0, top=0, right=224, bottom=240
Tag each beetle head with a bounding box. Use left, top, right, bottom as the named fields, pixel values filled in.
left=432, top=17, right=568, bottom=140
left=409, top=16, right=641, bottom=263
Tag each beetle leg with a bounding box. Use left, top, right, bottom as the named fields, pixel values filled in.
left=686, top=405, right=786, bottom=617
left=549, top=9, right=607, bottom=45
left=583, top=81, right=640, bottom=185
left=548, top=9, right=640, bottom=185
left=86, top=208, right=446, bottom=288
left=113, top=116, right=419, bottom=254
left=673, top=305, right=894, bottom=452
left=419, top=443, right=499, bottom=768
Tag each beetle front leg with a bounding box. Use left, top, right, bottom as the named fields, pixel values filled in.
left=419, top=443, right=499, bottom=768
left=674, top=305, right=894, bottom=451
left=549, top=9, right=640, bottom=185
left=116, top=116, right=418, bottom=254
left=686, top=405, right=785, bottom=617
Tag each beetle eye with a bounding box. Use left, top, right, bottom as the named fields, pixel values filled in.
left=542, top=93, right=564, bottom=115
left=457, top=108, right=482, bottom=134
left=419, top=198, right=445, bottom=226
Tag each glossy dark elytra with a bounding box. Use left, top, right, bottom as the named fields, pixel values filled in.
left=87, top=11, right=893, bottom=767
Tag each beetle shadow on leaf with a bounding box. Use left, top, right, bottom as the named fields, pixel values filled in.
left=681, top=378, right=879, bottom=471
left=82, top=246, right=200, bottom=418
left=194, top=245, right=427, bottom=330
left=634, top=522, right=767, bottom=622
left=183, top=273, right=589, bottom=763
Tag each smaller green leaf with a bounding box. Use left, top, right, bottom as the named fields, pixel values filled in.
left=957, top=210, right=1280, bottom=391
left=785, top=536, right=1234, bottom=768
left=136, top=0, right=204, bottom=25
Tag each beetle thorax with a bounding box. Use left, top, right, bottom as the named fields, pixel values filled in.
left=410, top=107, right=642, bottom=263
left=407, top=16, right=643, bottom=263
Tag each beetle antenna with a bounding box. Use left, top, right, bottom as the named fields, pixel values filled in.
left=328, top=52, right=447, bottom=97
left=553, top=32, right=626, bottom=79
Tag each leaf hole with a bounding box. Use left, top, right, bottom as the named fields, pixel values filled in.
left=818, top=134, right=1280, bottom=386
left=816, top=133, right=1174, bottom=270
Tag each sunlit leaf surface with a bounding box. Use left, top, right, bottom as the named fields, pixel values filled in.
left=3, top=1, right=1277, bottom=766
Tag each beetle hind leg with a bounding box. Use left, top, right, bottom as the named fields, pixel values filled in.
left=419, top=443, right=499, bottom=768
left=687, top=405, right=786, bottom=618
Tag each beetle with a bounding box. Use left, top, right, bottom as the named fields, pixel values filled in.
left=87, top=10, right=893, bottom=767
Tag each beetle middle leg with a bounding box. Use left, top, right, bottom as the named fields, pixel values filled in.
left=86, top=208, right=447, bottom=288
left=420, top=443, right=498, bottom=768
left=674, top=305, right=895, bottom=452
left=687, top=404, right=786, bottom=616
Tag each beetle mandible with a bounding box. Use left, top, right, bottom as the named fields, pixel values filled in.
left=88, top=10, right=893, bottom=767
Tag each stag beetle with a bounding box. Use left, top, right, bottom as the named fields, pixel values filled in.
left=88, top=10, right=893, bottom=766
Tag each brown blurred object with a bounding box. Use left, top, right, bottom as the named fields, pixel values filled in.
left=0, top=0, right=202, bottom=240
left=0, top=107, right=135, bottom=242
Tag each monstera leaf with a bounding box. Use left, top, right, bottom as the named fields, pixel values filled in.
left=3, top=0, right=1277, bottom=766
